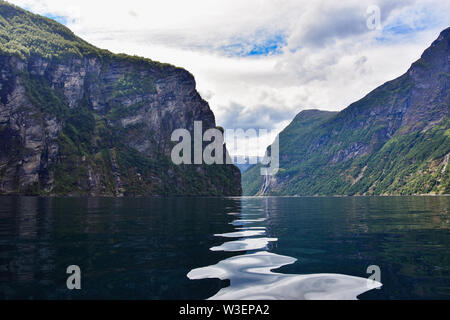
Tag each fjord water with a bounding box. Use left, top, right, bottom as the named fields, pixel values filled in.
left=0, top=197, right=449, bottom=300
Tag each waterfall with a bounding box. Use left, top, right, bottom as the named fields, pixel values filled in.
left=257, top=173, right=271, bottom=196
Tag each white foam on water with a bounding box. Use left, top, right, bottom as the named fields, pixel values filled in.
left=187, top=251, right=382, bottom=300
left=210, top=238, right=278, bottom=252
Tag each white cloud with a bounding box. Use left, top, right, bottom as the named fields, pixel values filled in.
left=8, top=0, right=450, bottom=156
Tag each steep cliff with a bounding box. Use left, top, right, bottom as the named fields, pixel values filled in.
left=0, top=2, right=241, bottom=196
left=243, top=27, right=450, bottom=196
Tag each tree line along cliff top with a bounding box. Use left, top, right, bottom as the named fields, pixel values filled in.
left=0, top=1, right=180, bottom=71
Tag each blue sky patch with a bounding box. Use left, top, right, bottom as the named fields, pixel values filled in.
left=376, top=23, right=428, bottom=43
left=44, top=13, right=68, bottom=25
left=21, top=4, right=69, bottom=25
left=220, top=31, right=287, bottom=57
left=376, top=6, right=441, bottom=43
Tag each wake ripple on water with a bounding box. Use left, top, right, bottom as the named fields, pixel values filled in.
left=188, top=201, right=382, bottom=300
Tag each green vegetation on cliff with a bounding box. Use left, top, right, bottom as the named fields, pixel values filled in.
left=243, top=28, right=450, bottom=196
left=0, top=0, right=100, bottom=60
left=0, top=0, right=176, bottom=70
left=0, top=1, right=241, bottom=197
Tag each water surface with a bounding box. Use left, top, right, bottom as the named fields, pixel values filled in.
left=0, top=196, right=449, bottom=299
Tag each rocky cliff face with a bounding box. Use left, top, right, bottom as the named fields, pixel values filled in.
left=243, top=28, right=450, bottom=196
left=0, top=2, right=241, bottom=196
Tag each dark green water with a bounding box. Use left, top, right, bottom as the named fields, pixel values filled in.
left=0, top=196, right=449, bottom=300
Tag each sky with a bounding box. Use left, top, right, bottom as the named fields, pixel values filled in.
left=9, top=0, right=450, bottom=156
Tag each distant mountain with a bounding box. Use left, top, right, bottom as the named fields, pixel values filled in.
left=0, top=2, right=241, bottom=196
left=243, top=27, right=450, bottom=196
left=233, top=156, right=259, bottom=173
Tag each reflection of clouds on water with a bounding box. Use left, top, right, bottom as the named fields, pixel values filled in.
left=188, top=251, right=381, bottom=300
left=235, top=227, right=266, bottom=230
left=211, top=237, right=278, bottom=252
left=215, top=230, right=266, bottom=238
left=188, top=198, right=382, bottom=300
left=231, top=218, right=266, bottom=226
